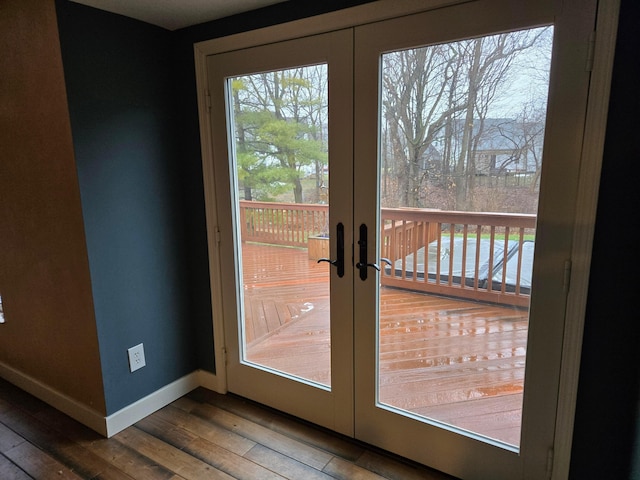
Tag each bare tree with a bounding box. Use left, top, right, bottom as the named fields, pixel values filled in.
left=454, top=29, right=548, bottom=209
left=381, top=26, right=552, bottom=211
left=381, top=45, right=467, bottom=207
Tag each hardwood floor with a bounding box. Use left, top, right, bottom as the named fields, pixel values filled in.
left=0, top=377, right=457, bottom=479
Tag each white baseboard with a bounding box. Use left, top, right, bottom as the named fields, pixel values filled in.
left=0, top=360, right=107, bottom=435
left=105, top=371, right=201, bottom=436
left=105, top=369, right=224, bottom=437
left=0, top=363, right=223, bottom=438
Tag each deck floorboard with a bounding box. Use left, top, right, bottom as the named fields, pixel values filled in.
left=240, top=243, right=528, bottom=446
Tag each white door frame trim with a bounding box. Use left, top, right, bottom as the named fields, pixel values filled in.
left=193, top=1, right=619, bottom=477
left=552, top=1, right=619, bottom=477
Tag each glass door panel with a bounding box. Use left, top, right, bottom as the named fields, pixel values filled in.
left=228, top=65, right=332, bottom=388
left=377, top=26, right=553, bottom=447
left=208, top=29, right=354, bottom=435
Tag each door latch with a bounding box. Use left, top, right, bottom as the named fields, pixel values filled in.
left=355, top=224, right=391, bottom=280
left=317, top=222, right=345, bottom=277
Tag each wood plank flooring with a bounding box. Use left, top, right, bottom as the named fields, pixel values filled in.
left=0, top=377, right=457, bottom=479
left=241, top=243, right=528, bottom=445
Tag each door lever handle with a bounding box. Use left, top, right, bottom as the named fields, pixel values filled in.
left=356, top=261, right=379, bottom=270
left=317, top=222, right=344, bottom=277
left=318, top=258, right=339, bottom=266
left=355, top=224, right=391, bottom=280
left=356, top=261, right=381, bottom=271
left=356, top=258, right=391, bottom=272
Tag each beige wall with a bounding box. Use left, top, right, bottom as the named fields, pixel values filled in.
left=0, top=0, right=106, bottom=413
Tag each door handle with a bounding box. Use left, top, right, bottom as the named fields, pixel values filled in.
left=317, top=222, right=345, bottom=277
left=355, top=224, right=392, bottom=280
left=356, top=224, right=390, bottom=280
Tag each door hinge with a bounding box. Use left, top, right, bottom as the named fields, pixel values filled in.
left=586, top=30, right=596, bottom=72
left=205, top=90, right=212, bottom=112
left=215, top=226, right=222, bottom=246
left=563, top=259, right=572, bottom=293
left=222, top=346, right=228, bottom=366
left=546, top=447, right=554, bottom=478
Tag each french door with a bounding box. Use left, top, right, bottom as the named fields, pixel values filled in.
left=209, top=29, right=355, bottom=435
left=207, top=0, right=596, bottom=478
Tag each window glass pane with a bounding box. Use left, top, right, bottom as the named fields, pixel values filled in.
left=228, top=64, right=331, bottom=388
left=377, top=26, right=554, bottom=447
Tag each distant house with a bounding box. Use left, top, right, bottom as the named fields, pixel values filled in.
left=469, top=118, right=544, bottom=176
left=421, top=117, right=544, bottom=179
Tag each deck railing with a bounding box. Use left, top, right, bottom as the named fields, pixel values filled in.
left=239, top=201, right=535, bottom=307
left=381, top=208, right=536, bottom=308
left=239, top=200, right=328, bottom=247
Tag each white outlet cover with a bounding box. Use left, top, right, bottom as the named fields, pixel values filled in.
left=127, top=343, right=146, bottom=372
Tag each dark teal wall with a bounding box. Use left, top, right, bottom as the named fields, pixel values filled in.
left=570, top=0, right=640, bottom=477
left=53, top=0, right=373, bottom=416
left=55, top=1, right=201, bottom=414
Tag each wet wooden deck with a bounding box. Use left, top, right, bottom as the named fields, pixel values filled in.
left=240, top=243, right=528, bottom=446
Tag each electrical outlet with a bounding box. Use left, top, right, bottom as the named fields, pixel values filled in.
left=127, top=343, right=146, bottom=372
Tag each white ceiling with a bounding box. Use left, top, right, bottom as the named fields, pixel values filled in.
left=70, top=0, right=289, bottom=31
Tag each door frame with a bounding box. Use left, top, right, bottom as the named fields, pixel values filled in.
left=194, top=0, right=619, bottom=477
